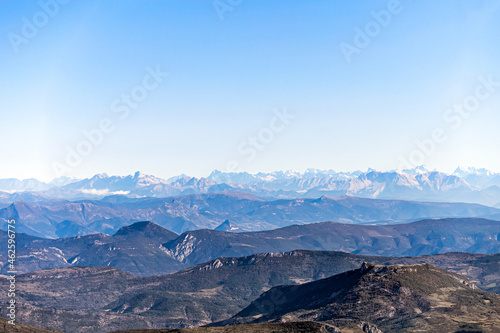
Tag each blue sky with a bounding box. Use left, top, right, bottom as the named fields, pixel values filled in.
left=1, top=0, right=499, bottom=181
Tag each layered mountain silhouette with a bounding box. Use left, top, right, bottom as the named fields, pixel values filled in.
left=1, top=218, right=500, bottom=276
left=2, top=193, right=500, bottom=238
left=2, top=169, right=500, bottom=332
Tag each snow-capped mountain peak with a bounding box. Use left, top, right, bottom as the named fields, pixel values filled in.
left=454, top=166, right=493, bottom=177
left=2, top=167, right=500, bottom=206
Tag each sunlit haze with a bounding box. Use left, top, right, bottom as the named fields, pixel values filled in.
left=1, top=0, right=499, bottom=181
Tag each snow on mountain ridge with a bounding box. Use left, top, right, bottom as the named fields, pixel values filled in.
left=1, top=168, right=500, bottom=206
left=454, top=166, right=494, bottom=177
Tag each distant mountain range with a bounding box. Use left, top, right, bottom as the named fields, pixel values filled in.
left=2, top=167, right=500, bottom=206
left=1, top=193, right=500, bottom=238
left=2, top=218, right=499, bottom=277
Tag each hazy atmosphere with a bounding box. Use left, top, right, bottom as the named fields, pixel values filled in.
left=2, top=0, right=500, bottom=181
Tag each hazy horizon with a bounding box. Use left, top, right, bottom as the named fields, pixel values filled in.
left=0, top=164, right=497, bottom=183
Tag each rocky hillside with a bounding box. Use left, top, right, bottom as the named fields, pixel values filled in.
left=223, top=263, right=500, bottom=332
left=1, top=250, right=499, bottom=332
left=110, top=322, right=342, bottom=332
left=0, top=317, right=61, bottom=333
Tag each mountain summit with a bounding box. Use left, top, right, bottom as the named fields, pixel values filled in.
left=214, top=219, right=239, bottom=232
left=224, top=262, right=500, bottom=332
left=113, top=221, right=178, bottom=240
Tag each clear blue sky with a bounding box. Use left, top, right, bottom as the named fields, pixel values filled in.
left=1, top=0, right=499, bottom=181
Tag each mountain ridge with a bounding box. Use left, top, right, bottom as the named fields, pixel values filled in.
left=2, top=168, right=500, bottom=205
left=3, top=250, right=500, bottom=332
left=221, top=262, right=500, bottom=332
left=2, top=193, right=499, bottom=238
left=2, top=218, right=500, bottom=277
